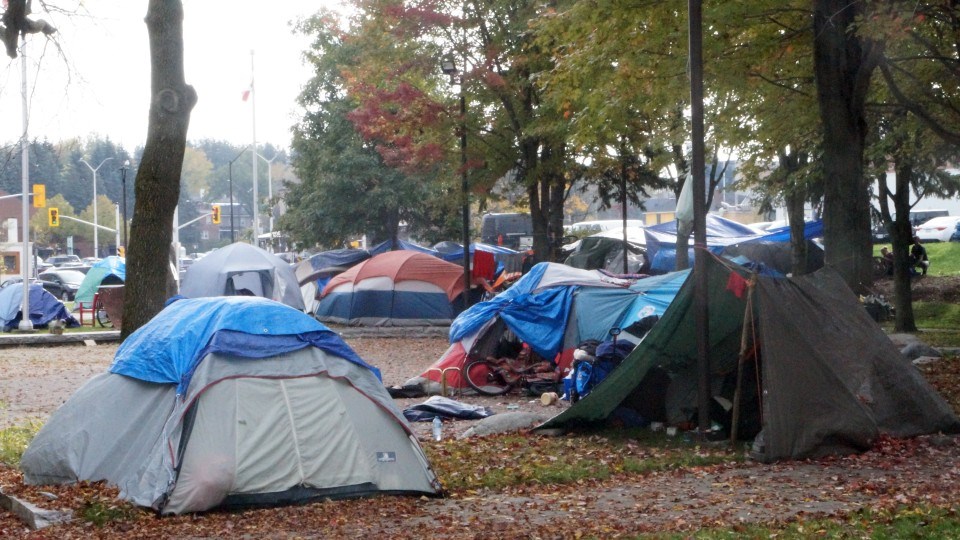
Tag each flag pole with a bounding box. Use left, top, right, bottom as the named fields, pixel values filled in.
left=250, top=49, right=259, bottom=246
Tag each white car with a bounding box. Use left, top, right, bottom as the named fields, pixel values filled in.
left=914, top=216, right=960, bottom=243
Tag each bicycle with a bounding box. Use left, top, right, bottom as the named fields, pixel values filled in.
left=462, top=353, right=560, bottom=396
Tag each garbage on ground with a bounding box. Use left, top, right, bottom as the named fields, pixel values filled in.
left=402, top=395, right=495, bottom=422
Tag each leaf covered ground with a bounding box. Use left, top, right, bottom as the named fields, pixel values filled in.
left=0, top=335, right=959, bottom=537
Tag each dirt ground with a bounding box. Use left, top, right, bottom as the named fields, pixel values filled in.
left=0, top=335, right=555, bottom=439
left=1, top=333, right=959, bottom=538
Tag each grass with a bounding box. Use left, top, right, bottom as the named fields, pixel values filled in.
left=649, top=506, right=960, bottom=539
left=874, top=240, right=960, bottom=276
left=0, top=420, right=43, bottom=466
left=425, top=429, right=744, bottom=492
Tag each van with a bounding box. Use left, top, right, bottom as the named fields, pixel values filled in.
left=480, top=213, right=533, bottom=249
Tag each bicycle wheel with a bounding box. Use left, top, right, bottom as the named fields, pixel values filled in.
left=463, top=358, right=513, bottom=396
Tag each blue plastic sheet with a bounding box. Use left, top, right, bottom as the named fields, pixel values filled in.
left=111, top=296, right=379, bottom=394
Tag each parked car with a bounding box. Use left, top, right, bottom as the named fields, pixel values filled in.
left=0, top=276, right=71, bottom=301
left=951, top=221, right=960, bottom=243
left=914, top=216, right=960, bottom=243
left=36, top=269, right=86, bottom=301
left=81, top=257, right=100, bottom=266
left=46, top=254, right=84, bottom=268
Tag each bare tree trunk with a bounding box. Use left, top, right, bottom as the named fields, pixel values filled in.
left=121, top=0, right=197, bottom=338
left=813, top=0, right=879, bottom=292
left=889, top=161, right=917, bottom=332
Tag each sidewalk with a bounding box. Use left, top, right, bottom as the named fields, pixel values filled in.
left=0, top=330, right=121, bottom=348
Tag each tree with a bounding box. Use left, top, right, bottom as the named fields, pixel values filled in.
left=121, top=0, right=197, bottom=338
left=284, top=11, right=457, bottom=250
left=29, top=193, right=78, bottom=247
left=180, top=146, right=213, bottom=199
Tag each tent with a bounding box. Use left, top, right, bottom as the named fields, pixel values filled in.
left=75, top=256, right=125, bottom=309
left=644, top=216, right=824, bottom=275
left=564, top=227, right=649, bottom=275
left=294, top=249, right=372, bottom=314
left=643, top=215, right=762, bottom=274
left=180, top=242, right=305, bottom=310
left=368, top=239, right=440, bottom=256
left=537, top=253, right=960, bottom=462
left=315, top=250, right=474, bottom=326
left=0, top=283, right=79, bottom=330
left=406, top=263, right=688, bottom=394
left=21, top=296, right=440, bottom=514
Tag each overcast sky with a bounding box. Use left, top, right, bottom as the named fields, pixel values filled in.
left=0, top=0, right=341, bottom=151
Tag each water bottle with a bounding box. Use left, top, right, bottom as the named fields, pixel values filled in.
left=432, top=416, right=442, bottom=441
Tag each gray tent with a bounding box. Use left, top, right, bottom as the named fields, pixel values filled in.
left=21, top=297, right=440, bottom=514
left=539, top=253, right=959, bottom=462
left=181, top=242, right=305, bottom=310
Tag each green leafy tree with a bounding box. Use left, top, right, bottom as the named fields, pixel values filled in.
left=284, top=11, right=456, bottom=250
left=30, top=194, right=79, bottom=248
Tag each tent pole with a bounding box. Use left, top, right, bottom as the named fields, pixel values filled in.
left=730, top=276, right=756, bottom=444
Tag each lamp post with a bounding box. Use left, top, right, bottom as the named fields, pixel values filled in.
left=256, top=152, right=278, bottom=238
left=228, top=147, right=250, bottom=244
left=120, top=160, right=130, bottom=252
left=18, top=35, right=32, bottom=332
left=79, top=157, right=114, bottom=258
left=441, top=53, right=471, bottom=310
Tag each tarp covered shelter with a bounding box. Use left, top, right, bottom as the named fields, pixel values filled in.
left=180, top=242, right=305, bottom=310
left=564, top=227, right=649, bottom=274
left=315, top=250, right=472, bottom=326
left=407, top=263, right=688, bottom=393
left=719, top=221, right=825, bottom=276
left=643, top=215, right=762, bottom=274
left=21, top=297, right=440, bottom=514
left=0, top=283, right=79, bottom=330
left=294, top=249, right=372, bottom=313
left=538, top=254, right=960, bottom=462
left=75, top=256, right=125, bottom=308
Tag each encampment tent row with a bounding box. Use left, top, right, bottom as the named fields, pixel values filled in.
left=21, top=297, right=440, bottom=514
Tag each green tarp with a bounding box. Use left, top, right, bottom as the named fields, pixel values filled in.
left=539, top=254, right=959, bottom=462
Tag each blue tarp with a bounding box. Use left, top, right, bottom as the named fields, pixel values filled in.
left=746, top=220, right=824, bottom=244
left=368, top=239, right=439, bottom=257
left=0, top=283, right=79, bottom=330
left=305, top=249, right=371, bottom=273
left=643, top=216, right=830, bottom=274
left=75, top=256, right=125, bottom=307
left=449, top=263, right=687, bottom=361
left=111, top=296, right=379, bottom=394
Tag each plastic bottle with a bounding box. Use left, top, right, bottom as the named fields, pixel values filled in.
left=432, top=416, right=442, bottom=441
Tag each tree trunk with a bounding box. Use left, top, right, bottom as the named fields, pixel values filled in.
left=813, top=0, right=878, bottom=292
left=120, top=0, right=197, bottom=338
left=889, top=160, right=916, bottom=332
left=779, top=150, right=809, bottom=276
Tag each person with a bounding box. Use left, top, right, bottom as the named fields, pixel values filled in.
left=880, top=246, right=894, bottom=276
left=910, top=237, right=930, bottom=276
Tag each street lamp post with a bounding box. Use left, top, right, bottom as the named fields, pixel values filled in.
left=256, top=152, right=278, bottom=238
left=441, top=53, right=471, bottom=310
left=80, top=157, right=114, bottom=258
left=120, top=160, right=130, bottom=252
left=228, top=147, right=250, bottom=244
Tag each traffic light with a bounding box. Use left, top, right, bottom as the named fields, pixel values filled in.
left=211, top=205, right=221, bottom=224
left=48, top=207, right=59, bottom=227
left=32, top=184, right=45, bottom=208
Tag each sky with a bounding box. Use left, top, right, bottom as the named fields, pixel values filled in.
left=0, top=0, right=344, bottom=151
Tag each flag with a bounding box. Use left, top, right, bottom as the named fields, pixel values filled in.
left=242, top=81, right=253, bottom=102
